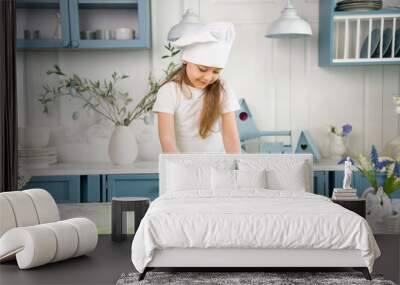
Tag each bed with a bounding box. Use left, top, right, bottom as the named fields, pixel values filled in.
left=131, top=154, right=380, bottom=281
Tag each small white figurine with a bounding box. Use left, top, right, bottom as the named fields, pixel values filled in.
left=342, top=156, right=353, bottom=189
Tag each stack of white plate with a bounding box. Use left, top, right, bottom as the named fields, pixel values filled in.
left=335, top=0, right=383, bottom=11
left=19, top=146, right=58, bottom=169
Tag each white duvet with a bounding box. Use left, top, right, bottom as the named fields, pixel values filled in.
left=131, top=190, right=380, bottom=273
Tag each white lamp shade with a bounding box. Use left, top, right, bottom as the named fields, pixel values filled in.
left=265, top=0, right=312, bottom=38
left=167, top=10, right=202, bottom=42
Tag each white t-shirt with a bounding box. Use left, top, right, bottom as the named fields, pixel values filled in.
left=152, top=81, right=240, bottom=153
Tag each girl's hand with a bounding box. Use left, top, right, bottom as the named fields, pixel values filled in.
left=157, top=112, right=180, bottom=153
left=221, top=112, right=241, bottom=154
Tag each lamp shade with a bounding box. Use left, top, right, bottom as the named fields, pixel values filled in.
left=167, top=9, right=202, bottom=42
left=265, top=0, right=312, bottom=38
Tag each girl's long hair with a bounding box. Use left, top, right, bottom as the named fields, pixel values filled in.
left=161, top=64, right=224, bottom=139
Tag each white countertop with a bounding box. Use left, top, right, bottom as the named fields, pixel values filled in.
left=23, top=159, right=348, bottom=176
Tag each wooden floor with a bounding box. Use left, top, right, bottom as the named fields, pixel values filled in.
left=0, top=235, right=134, bottom=285
left=1, top=234, right=398, bottom=284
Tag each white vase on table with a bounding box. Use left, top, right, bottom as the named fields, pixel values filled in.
left=108, top=126, right=138, bottom=165
left=329, top=134, right=346, bottom=160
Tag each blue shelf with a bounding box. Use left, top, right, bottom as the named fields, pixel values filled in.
left=333, top=8, right=400, bottom=17
left=319, top=0, right=400, bottom=67
left=17, top=39, right=70, bottom=49
left=78, top=0, right=138, bottom=9
left=17, top=0, right=150, bottom=49
left=76, top=39, right=148, bottom=49
left=16, top=0, right=70, bottom=49
left=16, top=0, right=60, bottom=9
left=69, top=0, right=150, bottom=49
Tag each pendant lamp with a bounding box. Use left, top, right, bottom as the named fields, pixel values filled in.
left=167, top=9, right=202, bottom=42
left=265, top=0, right=312, bottom=38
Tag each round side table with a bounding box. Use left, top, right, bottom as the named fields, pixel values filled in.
left=111, top=197, right=150, bottom=242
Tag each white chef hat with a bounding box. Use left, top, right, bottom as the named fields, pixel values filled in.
left=174, top=22, right=235, bottom=69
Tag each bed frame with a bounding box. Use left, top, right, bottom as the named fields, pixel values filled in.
left=138, top=154, right=372, bottom=281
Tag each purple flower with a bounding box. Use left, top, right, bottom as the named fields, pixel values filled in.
left=342, top=124, right=352, bottom=136
left=394, top=162, right=400, bottom=178
left=370, top=145, right=393, bottom=171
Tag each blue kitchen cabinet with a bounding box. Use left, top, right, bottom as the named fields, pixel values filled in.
left=313, top=171, right=329, bottom=196
left=319, top=0, right=400, bottom=67
left=332, top=171, right=400, bottom=199
left=16, top=0, right=71, bottom=49
left=22, top=175, right=80, bottom=203
left=68, top=0, right=150, bottom=49
left=81, top=175, right=102, bottom=202
left=106, top=174, right=159, bottom=201
left=17, top=0, right=150, bottom=49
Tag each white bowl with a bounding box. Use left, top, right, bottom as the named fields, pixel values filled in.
left=112, top=28, right=134, bottom=40
left=19, top=127, right=50, bottom=148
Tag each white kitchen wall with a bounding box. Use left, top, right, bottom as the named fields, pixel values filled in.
left=17, top=0, right=400, bottom=163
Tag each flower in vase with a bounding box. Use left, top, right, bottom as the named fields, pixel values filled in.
left=357, top=145, right=400, bottom=196
left=330, top=123, right=352, bottom=137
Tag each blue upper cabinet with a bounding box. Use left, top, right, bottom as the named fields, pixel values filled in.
left=16, top=0, right=71, bottom=49
left=17, top=0, right=151, bottom=49
left=68, top=0, right=151, bottom=49
left=319, top=0, right=400, bottom=66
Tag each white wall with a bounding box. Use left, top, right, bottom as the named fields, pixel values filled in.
left=17, top=0, right=400, bottom=163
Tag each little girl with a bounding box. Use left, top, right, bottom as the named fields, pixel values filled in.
left=153, top=22, right=241, bottom=153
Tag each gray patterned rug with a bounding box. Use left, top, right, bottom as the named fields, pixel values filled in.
left=116, top=271, right=396, bottom=285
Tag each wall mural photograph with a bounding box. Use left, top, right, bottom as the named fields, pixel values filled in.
left=1, top=0, right=400, bottom=284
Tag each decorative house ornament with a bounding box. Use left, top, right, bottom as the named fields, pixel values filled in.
left=167, top=9, right=202, bottom=42
left=295, top=130, right=321, bottom=161
left=235, top=98, right=260, bottom=142
left=235, top=98, right=292, bottom=153
left=265, top=0, right=312, bottom=38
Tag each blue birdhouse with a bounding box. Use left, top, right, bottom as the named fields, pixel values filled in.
left=295, top=130, right=321, bottom=161
left=235, top=98, right=292, bottom=154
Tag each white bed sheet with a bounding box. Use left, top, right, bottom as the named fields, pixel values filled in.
left=131, top=190, right=380, bottom=273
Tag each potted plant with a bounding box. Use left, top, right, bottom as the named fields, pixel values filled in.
left=38, top=44, right=180, bottom=165
left=358, top=145, right=400, bottom=232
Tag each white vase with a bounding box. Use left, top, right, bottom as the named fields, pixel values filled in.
left=363, top=187, right=393, bottom=218
left=363, top=187, right=398, bottom=233
left=108, top=126, right=138, bottom=165
left=329, top=134, right=346, bottom=160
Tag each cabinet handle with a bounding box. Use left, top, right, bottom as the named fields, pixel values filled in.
left=71, top=40, right=79, bottom=48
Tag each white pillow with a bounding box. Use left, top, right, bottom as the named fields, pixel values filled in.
left=266, top=162, right=306, bottom=191
left=237, top=169, right=267, bottom=189
left=211, top=168, right=236, bottom=190
left=167, top=162, right=211, bottom=191
left=237, top=159, right=307, bottom=191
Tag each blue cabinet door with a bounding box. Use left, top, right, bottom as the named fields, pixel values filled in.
left=353, top=172, right=400, bottom=199
left=314, top=171, right=329, bottom=196
left=81, top=175, right=102, bottom=202
left=333, top=171, right=400, bottom=199
left=16, top=0, right=71, bottom=49
left=107, top=173, right=159, bottom=201
left=23, top=175, right=80, bottom=203
left=68, top=0, right=151, bottom=49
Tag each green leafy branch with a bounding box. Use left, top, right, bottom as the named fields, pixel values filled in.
left=130, top=42, right=180, bottom=120
left=38, top=43, right=181, bottom=126
left=39, top=65, right=134, bottom=126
